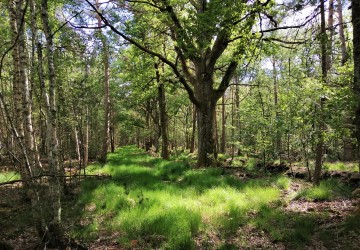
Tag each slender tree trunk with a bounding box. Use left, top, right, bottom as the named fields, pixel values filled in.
left=340, top=0, right=352, bottom=160
left=190, top=104, right=196, bottom=153
left=158, top=83, right=169, bottom=159
left=214, top=106, right=219, bottom=156
left=96, top=0, right=110, bottom=163
left=185, top=106, right=190, bottom=150
left=272, top=58, right=281, bottom=157
left=352, top=0, right=360, bottom=172
left=84, top=105, right=89, bottom=168
left=110, top=124, right=115, bottom=153
left=235, top=82, right=241, bottom=156
left=29, top=0, right=42, bottom=170
left=220, top=95, right=226, bottom=154
left=327, top=0, right=334, bottom=70
left=74, top=127, right=81, bottom=163
left=314, top=0, right=328, bottom=186
left=337, top=0, right=347, bottom=65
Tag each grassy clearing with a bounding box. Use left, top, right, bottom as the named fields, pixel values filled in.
left=67, top=146, right=354, bottom=249
left=0, top=171, right=20, bottom=183
left=296, top=179, right=352, bottom=201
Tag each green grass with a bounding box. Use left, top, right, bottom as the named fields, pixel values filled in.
left=252, top=206, right=316, bottom=247
left=276, top=176, right=292, bottom=190
left=0, top=171, right=20, bottom=183
left=323, top=161, right=358, bottom=172
left=67, top=146, right=345, bottom=249
left=296, top=179, right=352, bottom=201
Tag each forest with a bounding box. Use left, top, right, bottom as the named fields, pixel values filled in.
left=0, top=0, right=359, bottom=249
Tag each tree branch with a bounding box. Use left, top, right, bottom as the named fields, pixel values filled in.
left=215, top=61, right=238, bottom=100
left=83, top=0, right=200, bottom=106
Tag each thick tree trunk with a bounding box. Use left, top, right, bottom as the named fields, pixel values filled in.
left=9, top=0, right=28, bottom=181
left=40, top=0, right=64, bottom=247
left=158, top=82, right=169, bottom=160
left=196, top=101, right=217, bottom=167
left=352, top=0, right=360, bottom=172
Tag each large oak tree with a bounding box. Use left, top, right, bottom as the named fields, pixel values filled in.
left=84, top=0, right=288, bottom=166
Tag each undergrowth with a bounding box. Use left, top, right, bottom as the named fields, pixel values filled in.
left=66, top=146, right=353, bottom=249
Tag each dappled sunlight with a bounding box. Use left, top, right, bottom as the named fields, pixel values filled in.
left=68, top=146, right=347, bottom=249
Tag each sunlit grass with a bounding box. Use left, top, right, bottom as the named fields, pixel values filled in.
left=276, top=176, right=292, bottom=190
left=296, top=179, right=351, bottom=201
left=69, top=146, right=326, bottom=249
left=323, top=161, right=358, bottom=172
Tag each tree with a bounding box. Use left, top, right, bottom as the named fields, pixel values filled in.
left=37, top=0, right=64, bottom=246
left=83, top=0, right=288, bottom=166
left=155, top=62, right=170, bottom=159
left=95, top=0, right=111, bottom=163
left=353, top=0, right=360, bottom=171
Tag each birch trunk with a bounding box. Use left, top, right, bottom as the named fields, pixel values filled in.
left=40, top=0, right=64, bottom=247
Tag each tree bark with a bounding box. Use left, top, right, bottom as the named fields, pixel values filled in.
left=352, top=0, right=360, bottom=172
left=313, top=0, right=328, bottom=186
left=197, top=101, right=217, bottom=166
left=155, top=63, right=169, bottom=160
left=337, top=0, right=347, bottom=65
left=84, top=105, right=89, bottom=168
left=234, top=80, right=241, bottom=156
left=190, top=104, right=196, bottom=153
left=40, top=0, right=64, bottom=246
left=338, top=0, right=353, bottom=160
left=327, top=0, right=334, bottom=70
left=220, top=95, right=226, bottom=154
left=97, top=0, right=110, bottom=163
left=272, top=58, right=281, bottom=157
left=8, top=0, right=27, bottom=180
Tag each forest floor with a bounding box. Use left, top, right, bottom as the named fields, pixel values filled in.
left=0, top=146, right=359, bottom=250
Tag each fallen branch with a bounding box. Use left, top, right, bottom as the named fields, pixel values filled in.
left=0, top=174, right=111, bottom=186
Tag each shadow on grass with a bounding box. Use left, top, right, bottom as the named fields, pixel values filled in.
left=65, top=146, right=357, bottom=249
